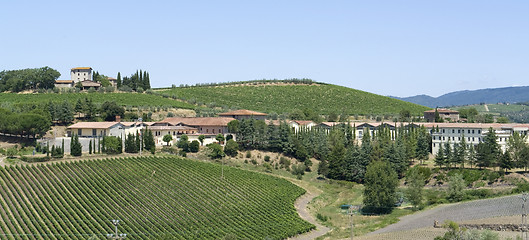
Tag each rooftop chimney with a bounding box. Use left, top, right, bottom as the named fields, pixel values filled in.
left=116, top=116, right=121, bottom=122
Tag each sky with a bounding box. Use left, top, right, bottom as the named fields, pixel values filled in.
left=1, top=1, right=529, bottom=97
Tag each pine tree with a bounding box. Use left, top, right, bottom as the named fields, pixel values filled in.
left=434, top=145, right=445, bottom=169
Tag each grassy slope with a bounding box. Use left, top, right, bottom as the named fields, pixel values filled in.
left=0, top=92, right=195, bottom=108
left=160, top=84, right=430, bottom=115
left=0, top=156, right=313, bottom=239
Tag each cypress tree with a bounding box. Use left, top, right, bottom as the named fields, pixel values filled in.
left=89, top=139, right=92, bottom=154
left=116, top=72, right=122, bottom=88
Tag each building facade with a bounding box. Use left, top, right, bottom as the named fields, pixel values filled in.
left=71, top=67, right=93, bottom=83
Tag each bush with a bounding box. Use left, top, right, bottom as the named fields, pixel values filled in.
left=263, top=163, right=273, bottom=173
left=161, top=146, right=179, bottom=154
left=20, top=156, right=51, bottom=163
left=316, top=213, right=328, bottom=222
left=448, top=173, right=465, bottom=202
left=189, top=140, right=200, bottom=153
left=279, top=157, right=291, bottom=169
left=245, top=151, right=252, bottom=158
left=103, top=136, right=122, bottom=154
left=224, top=139, right=239, bottom=157
left=6, top=147, right=18, bottom=158
left=250, top=159, right=257, bottom=165
left=264, top=155, right=271, bottom=162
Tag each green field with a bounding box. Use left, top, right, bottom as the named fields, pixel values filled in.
left=159, top=84, right=430, bottom=115
left=0, top=93, right=195, bottom=109
left=0, top=156, right=313, bottom=239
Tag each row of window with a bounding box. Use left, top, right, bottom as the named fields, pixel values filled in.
left=441, top=129, right=481, bottom=134
left=434, top=136, right=507, bottom=142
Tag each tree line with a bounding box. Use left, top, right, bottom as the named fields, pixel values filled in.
left=116, top=70, right=151, bottom=92
left=230, top=119, right=431, bottom=183
left=0, top=67, right=60, bottom=92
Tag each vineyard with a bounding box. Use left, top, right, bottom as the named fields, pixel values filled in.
left=159, top=84, right=430, bottom=115
left=0, top=93, right=195, bottom=109
left=0, top=156, right=314, bottom=239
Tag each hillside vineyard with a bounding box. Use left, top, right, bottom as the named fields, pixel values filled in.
left=0, top=157, right=314, bottom=239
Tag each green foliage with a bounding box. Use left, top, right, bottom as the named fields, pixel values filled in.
left=207, top=143, right=225, bottom=159
left=448, top=173, right=465, bottom=202
left=224, top=139, right=239, bottom=157
left=163, top=134, right=173, bottom=146
left=160, top=82, right=429, bottom=115
left=0, top=66, right=60, bottom=92
left=0, top=92, right=195, bottom=109
left=0, top=156, right=314, bottom=239
left=100, top=101, right=124, bottom=121
left=363, top=161, right=398, bottom=213
left=198, top=135, right=205, bottom=146
left=189, top=140, right=200, bottom=153
left=291, top=163, right=306, bottom=179
left=103, top=136, right=122, bottom=154
left=70, top=134, right=82, bottom=156
left=6, top=147, right=18, bottom=158
left=142, top=128, right=156, bottom=154
left=405, top=167, right=426, bottom=210
left=176, top=134, right=188, bottom=151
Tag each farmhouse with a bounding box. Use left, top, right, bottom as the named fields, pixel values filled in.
left=54, top=80, right=74, bottom=88
left=218, top=109, right=268, bottom=120
left=157, top=117, right=236, bottom=135
left=67, top=122, right=125, bottom=137
left=424, top=108, right=460, bottom=122
left=71, top=67, right=92, bottom=82
left=289, top=120, right=317, bottom=132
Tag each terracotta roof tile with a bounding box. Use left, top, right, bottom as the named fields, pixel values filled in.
left=68, top=122, right=122, bottom=129
left=160, top=117, right=236, bottom=127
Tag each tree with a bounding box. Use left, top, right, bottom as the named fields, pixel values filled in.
left=363, top=161, right=398, bottom=213
left=70, top=134, right=82, bottom=156
left=189, top=140, right=200, bottom=153
left=198, top=135, right=205, bottom=146
left=207, top=143, right=225, bottom=159
left=499, top=151, right=514, bottom=172
left=476, top=128, right=500, bottom=169
left=89, top=140, right=92, bottom=154
left=142, top=128, right=156, bottom=154
left=224, top=139, right=239, bottom=157
left=100, top=101, right=124, bottom=121
left=116, top=72, right=122, bottom=88
left=434, top=144, right=445, bottom=169
left=405, top=167, right=425, bottom=210
left=415, top=126, right=430, bottom=165
left=177, top=134, right=189, bottom=151
left=447, top=173, right=465, bottom=202
left=163, top=134, right=173, bottom=146
left=215, top=133, right=225, bottom=143
left=103, top=136, right=122, bottom=154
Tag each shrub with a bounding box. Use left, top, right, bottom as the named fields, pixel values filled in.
left=6, top=147, right=18, bottom=158
left=189, top=140, right=200, bottom=153
left=448, top=173, right=465, bottom=202
left=264, top=155, right=271, bottom=162
left=316, top=213, right=328, bottom=222
left=224, top=139, right=239, bottom=157
left=250, top=159, right=257, bottom=165
left=263, top=163, right=273, bottom=173
left=245, top=151, right=252, bottom=158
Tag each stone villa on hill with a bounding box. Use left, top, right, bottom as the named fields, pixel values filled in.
left=54, top=67, right=116, bottom=90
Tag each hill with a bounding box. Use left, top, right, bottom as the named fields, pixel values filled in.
left=0, top=92, right=195, bottom=109
left=396, top=86, right=529, bottom=108
left=158, top=81, right=430, bottom=116
left=0, top=156, right=314, bottom=239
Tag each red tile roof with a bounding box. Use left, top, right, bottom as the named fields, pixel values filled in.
left=424, top=108, right=459, bottom=113
left=68, top=122, right=122, bottom=129
left=160, top=117, right=236, bottom=127
left=219, top=109, right=268, bottom=116
left=71, top=67, right=92, bottom=70
left=55, top=80, right=74, bottom=83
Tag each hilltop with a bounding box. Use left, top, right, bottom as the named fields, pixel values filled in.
left=395, top=86, right=529, bottom=108
left=157, top=80, right=430, bottom=116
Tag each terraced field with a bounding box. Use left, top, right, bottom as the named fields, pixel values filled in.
left=369, top=194, right=523, bottom=235
left=0, top=156, right=314, bottom=239
left=159, top=84, right=430, bottom=115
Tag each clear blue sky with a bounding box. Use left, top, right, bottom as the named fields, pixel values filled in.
left=2, top=1, right=528, bottom=97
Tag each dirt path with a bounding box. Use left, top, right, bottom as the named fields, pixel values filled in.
left=484, top=104, right=489, bottom=112
left=289, top=191, right=330, bottom=240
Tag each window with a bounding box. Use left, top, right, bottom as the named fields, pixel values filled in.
left=442, top=129, right=445, bottom=133
left=458, top=129, right=461, bottom=133
left=468, top=130, right=471, bottom=134
left=78, top=129, right=82, bottom=136
left=452, top=129, right=455, bottom=133
left=472, top=130, right=475, bottom=134
left=92, top=129, right=96, bottom=136
left=472, top=137, right=475, bottom=141
left=433, top=143, right=436, bottom=147
left=478, top=130, right=481, bottom=134
left=458, top=137, right=461, bottom=141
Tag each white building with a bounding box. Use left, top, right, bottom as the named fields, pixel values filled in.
left=71, top=67, right=92, bottom=83
left=423, top=123, right=529, bottom=154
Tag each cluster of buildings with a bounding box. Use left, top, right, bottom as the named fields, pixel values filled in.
left=59, top=104, right=529, bottom=155
left=54, top=67, right=116, bottom=90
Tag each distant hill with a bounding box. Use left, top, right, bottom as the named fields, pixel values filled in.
left=395, top=86, right=529, bottom=108
left=159, top=80, right=430, bottom=116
